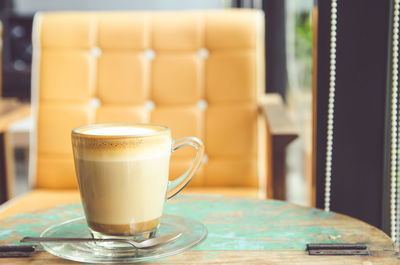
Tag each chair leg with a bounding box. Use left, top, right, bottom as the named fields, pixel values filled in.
left=264, top=121, right=298, bottom=200
left=272, top=139, right=291, bottom=200
left=0, top=132, right=8, bottom=203
left=0, top=132, right=15, bottom=203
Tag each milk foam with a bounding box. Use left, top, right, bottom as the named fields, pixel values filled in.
left=82, top=126, right=156, bottom=136
left=79, top=151, right=170, bottom=162
left=76, top=153, right=170, bottom=225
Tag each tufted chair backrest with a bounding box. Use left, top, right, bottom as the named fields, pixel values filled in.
left=30, top=10, right=265, bottom=190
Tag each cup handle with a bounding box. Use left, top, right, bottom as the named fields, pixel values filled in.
left=167, top=137, right=204, bottom=200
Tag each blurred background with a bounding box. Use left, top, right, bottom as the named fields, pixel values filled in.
left=0, top=0, right=313, bottom=205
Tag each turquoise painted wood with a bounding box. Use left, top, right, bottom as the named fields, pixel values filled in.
left=0, top=195, right=394, bottom=252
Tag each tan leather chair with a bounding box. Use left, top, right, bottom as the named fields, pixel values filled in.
left=0, top=10, right=297, bottom=219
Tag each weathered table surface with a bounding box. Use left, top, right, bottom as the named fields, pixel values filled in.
left=0, top=194, right=398, bottom=264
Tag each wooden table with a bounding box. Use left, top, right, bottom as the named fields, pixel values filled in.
left=0, top=98, right=30, bottom=203
left=0, top=195, right=398, bottom=264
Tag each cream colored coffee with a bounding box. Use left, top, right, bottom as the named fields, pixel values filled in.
left=72, top=124, right=171, bottom=236
left=82, top=126, right=155, bottom=136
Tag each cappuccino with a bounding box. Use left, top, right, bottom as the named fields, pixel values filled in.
left=72, top=124, right=171, bottom=236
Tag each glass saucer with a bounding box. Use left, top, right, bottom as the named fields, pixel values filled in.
left=39, top=214, right=207, bottom=264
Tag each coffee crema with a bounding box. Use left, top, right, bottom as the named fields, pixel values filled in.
left=72, top=124, right=171, bottom=160
left=82, top=126, right=157, bottom=136
left=72, top=124, right=172, bottom=236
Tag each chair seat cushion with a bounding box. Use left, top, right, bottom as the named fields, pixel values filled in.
left=0, top=189, right=81, bottom=220
left=0, top=187, right=261, bottom=220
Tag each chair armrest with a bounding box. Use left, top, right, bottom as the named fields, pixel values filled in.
left=258, top=93, right=298, bottom=200
left=0, top=99, right=30, bottom=132
left=0, top=98, right=31, bottom=203
left=259, top=93, right=298, bottom=141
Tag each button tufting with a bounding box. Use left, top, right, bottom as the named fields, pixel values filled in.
left=196, top=99, right=208, bottom=110
left=198, top=48, right=209, bottom=59
left=145, top=100, right=155, bottom=111
left=90, top=98, right=101, bottom=108
left=90, top=47, right=102, bottom=58
left=202, top=153, right=209, bottom=164
left=144, top=49, right=156, bottom=60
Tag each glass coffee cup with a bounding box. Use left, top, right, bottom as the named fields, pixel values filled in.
left=71, top=123, right=204, bottom=241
